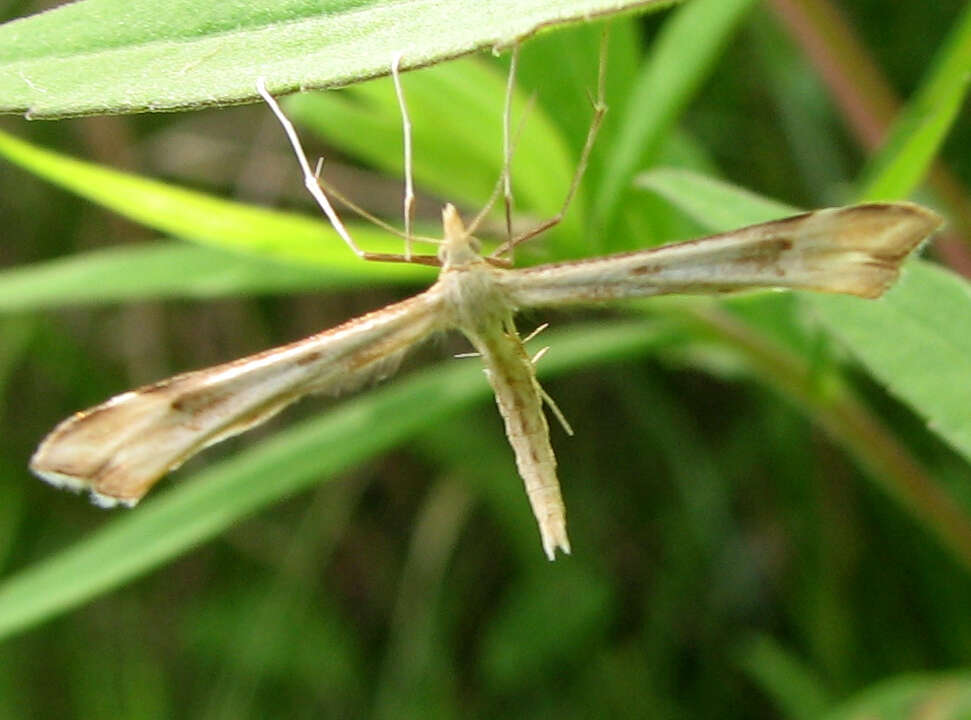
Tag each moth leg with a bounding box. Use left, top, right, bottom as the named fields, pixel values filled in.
left=257, top=77, right=440, bottom=266
left=391, top=51, right=416, bottom=260
left=539, top=385, right=574, bottom=437
left=492, top=30, right=608, bottom=258
left=257, top=77, right=366, bottom=258
left=502, top=44, right=520, bottom=250
left=465, top=44, right=536, bottom=246
left=520, top=324, right=574, bottom=437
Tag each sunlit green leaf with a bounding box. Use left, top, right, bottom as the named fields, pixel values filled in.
left=0, top=129, right=426, bottom=273
left=0, top=0, right=676, bottom=118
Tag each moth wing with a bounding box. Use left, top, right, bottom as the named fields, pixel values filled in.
left=31, top=291, right=445, bottom=506
left=501, top=202, right=942, bottom=308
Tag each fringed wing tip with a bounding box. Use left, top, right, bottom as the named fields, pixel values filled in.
left=804, top=202, right=944, bottom=299
left=30, top=458, right=139, bottom=509
left=30, top=460, right=88, bottom=493
left=30, top=426, right=147, bottom=509
left=91, top=491, right=138, bottom=509
left=859, top=201, right=944, bottom=257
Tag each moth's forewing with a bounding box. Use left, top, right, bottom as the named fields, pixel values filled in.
left=501, top=202, right=942, bottom=308
left=31, top=292, right=444, bottom=506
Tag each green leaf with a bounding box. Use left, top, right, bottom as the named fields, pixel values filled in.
left=823, top=672, right=971, bottom=720
left=812, top=263, right=971, bottom=466
left=858, top=3, right=971, bottom=201
left=637, top=167, right=798, bottom=228
left=735, top=634, right=833, bottom=720
left=0, top=0, right=675, bottom=119
left=592, top=0, right=758, bottom=231
left=0, top=129, right=431, bottom=275
left=0, top=243, right=399, bottom=312
left=0, top=320, right=678, bottom=641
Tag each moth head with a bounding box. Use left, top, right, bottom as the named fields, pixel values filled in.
left=438, top=203, right=482, bottom=267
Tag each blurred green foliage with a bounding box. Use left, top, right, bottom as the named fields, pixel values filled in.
left=1, top=1, right=970, bottom=718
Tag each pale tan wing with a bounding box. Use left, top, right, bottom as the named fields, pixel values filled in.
left=30, top=289, right=446, bottom=507
left=500, top=203, right=942, bottom=307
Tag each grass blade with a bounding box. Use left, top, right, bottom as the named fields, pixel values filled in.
left=0, top=129, right=427, bottom=277
left=0, top=243, right=416, bottom=312
left=0, top=0, right=675, bottom=118
left=593, top=0, right=757, bottom=230
left=858, top=3, right=971, bottom=201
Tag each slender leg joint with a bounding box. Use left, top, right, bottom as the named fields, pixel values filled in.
left=256, top=77, right=365, bottom=259
left=391, top=52, right=415, bottom=261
